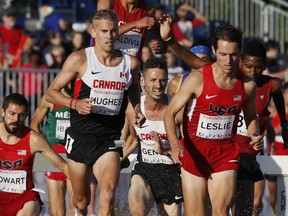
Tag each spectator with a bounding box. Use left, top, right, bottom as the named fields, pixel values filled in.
left=172, top=2, right=207, bottom=49
left=44, top=11, right=71, bottom=41
left=263, top=39, right=288, bottom=81
left=265, top=40, right=280, bottom=73
left=82, top=15, right=93, bottom=48
left=140, top=45, right=153, bottom=71
left=41, top=31, right=65, bottom=67
left=49, top=45, right=66, bottom=69
left=20, top=31, right=40, bottom=66
left=20, top=50, right=48, bottom=118
left=165, top=47, right=184, bottom=80
left=154, top=4, right=166, bottom=21
left=65, top=31, right=85, bottom=56
left=283, top=42, right=288, bottom=72
left=148, top=38, right=166, bottom=58
left=0, top=7, right=24, bottom=67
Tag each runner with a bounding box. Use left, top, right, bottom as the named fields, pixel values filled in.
left=233, top=39, right=288, bottom=215
left=30, top=88, right=75, bottom=216
left=125, top=57, right=183, bottom=216
left=0, top=93, right=69, bottom=216
left=160, top=17, right=263, bottom=215
left=45, top=9, right=144, bottom=215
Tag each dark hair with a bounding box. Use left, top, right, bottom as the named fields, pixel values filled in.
left=176, top=1, right=189, bottom=10
left=212, top=24, right=242, bottom=51
left=283, top=82, right=288, bottom=91
left=48, top=30, right=61, bottom=40
left=191, top=39, right=210, bottom=48
left=264, top=39, right=279, bottom=51
left=2, top=93, right=29, bottom=113
left=155, top=4, right=164, bottom=11
left=143, top=57, right=168, bottom=76
left=29, top=49, right=41, bottom=58
left=241, top=39, right=266, bottom=61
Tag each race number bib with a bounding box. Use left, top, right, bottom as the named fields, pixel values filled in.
left=55, top=119, right=70, bottom=139
left=140, top=141, right=173, bottom=165
left=0, top=170, right=26, bottom=194
left=115, top=31, right=142, bottom=57
left=196, top=114, right=235, bottom=139
left=236, top=111, right=250, bottom=137
left=89, top=89, right=124, bottom=115
left=65, top=134, right=74, bottom=154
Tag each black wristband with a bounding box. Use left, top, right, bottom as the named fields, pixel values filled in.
left=281, top=120, right=288, bottom=127
left=164, top=36, right=175, bottom=46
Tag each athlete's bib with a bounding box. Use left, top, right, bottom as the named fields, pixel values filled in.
left=89, top=88, right=124, bottom=115
left=236, top=111, right=250, bottom=137
left=115, top=31, right=142, bottom=57
left=140, top=139, right=173, bottom=165
left=0, top=170, right=27, bottom=194
left=196, top=113, right=235, bottom=139
left=55, top=119, right=70, bottom=139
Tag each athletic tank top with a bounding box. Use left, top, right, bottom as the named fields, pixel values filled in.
left=70, top=47, right=132, bottom=135
left=175, top=73, right=189, bottom=93
left=0, top=127, right=35, bottom=194
left=235, top=75, right=273, bottom=155
left=134, top=95, right=178, bottom=164
left=44, top=105, right=70, bottom=144
left=114, top=0, right=148, bottom=58
left=184, top=64, right=245, bottom=144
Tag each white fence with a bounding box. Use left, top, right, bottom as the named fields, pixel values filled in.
left=161, top=0, right=288, bottom=52
left=0, top=68, right=58, bottom=124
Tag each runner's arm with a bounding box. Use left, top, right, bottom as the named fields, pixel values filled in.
left=164, top=72, right=202, bottom=163
left=159, top=14, right=205, bottom=69
left=30, top=95, right=51, bottom=133
left=30, top=131, right=69, bottom=178
left=243, top=78, right=263, bottom=150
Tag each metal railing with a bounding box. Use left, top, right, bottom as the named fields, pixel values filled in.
left=160, top=0, right=288, bottom=52
left=0, top=68, right=58, bottom=124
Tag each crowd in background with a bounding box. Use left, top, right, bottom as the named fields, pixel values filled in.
left=1, top=1, right=288, bottom=78
left=1, top=1, right=288, bottom=215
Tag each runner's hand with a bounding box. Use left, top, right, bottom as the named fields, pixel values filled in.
left=250, top=132, right=264, bottom=151
left=170, top=140, right=184, bottom=165
left=159, top=14, right=173, bottom=41
left=134, top=16, right=155, bottom=29
left=75, top=98, right=94, bottom=115
left=151, top=131, right=163, bottom=154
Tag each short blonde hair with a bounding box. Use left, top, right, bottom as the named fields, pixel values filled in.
left=90, top=9, right=118, bottom=26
